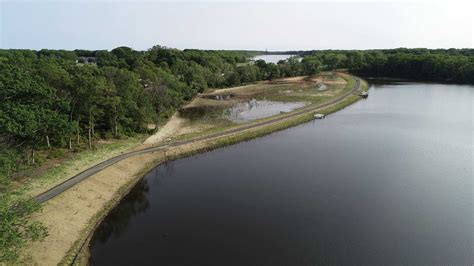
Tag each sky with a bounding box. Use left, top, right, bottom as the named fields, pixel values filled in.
left=1, top=0, right=473, bottom=51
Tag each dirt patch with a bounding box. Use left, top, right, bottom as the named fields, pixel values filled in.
left=203, top=84, right=266, bottom=98
left=274, top=76, right=306, bottom=83
left=182, top=97, right=235, bottom=109
left=146, top=123, right=157, bottom=130
left=310, top=75, right=347, bottom=85
left=143, top=114, right=187, bottom=145
left=204, top=84, right=254, bottom=95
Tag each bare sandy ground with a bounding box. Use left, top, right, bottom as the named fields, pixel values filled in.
left=203, top=84, right=253, bottom=94
left=201, top=76, right=308, bottom=97
left=23, top=153, right=165, bottom=265
left=143, top=114, right=186, bottom=145
left=277, top=76, right=306, bottom=82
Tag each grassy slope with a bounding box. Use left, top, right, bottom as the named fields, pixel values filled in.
left=20, top=136, right=146, bottom=197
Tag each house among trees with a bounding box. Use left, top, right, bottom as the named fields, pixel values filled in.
left=76, top=56, right=97, bottom=64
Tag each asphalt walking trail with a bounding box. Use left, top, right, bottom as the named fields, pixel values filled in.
left=34, top=78, right=361, bottom=203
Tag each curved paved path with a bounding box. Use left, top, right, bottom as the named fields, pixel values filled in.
left=35, top=78, right=361, bottom=203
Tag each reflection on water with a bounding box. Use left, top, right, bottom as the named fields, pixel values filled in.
left=225, top=99, right=305, bottom=122
left=90, top=81, right=473, bottom=265
left=91, top=180, right=150, bottom=243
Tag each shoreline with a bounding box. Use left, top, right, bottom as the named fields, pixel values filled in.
left=22, top=74, right=368, bottom=265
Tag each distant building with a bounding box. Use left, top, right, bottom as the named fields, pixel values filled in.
left=76, top=56, right=97, bottom=65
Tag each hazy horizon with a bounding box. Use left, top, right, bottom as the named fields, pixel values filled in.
left=1, top=0, right=473, bottom=51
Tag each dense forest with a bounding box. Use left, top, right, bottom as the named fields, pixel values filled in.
left=308, top=48, right=474, bottom=83
left=263, top=48, right=474, bottom=83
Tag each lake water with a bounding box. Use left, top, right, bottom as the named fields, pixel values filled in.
left=253, top=54, right=296, bottom=64
left=89, top=81, right=473, bottom=265
left=225, top=99, right=306, bottom=123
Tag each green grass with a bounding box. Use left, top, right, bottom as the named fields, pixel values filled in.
left=20, top=135, right=146, bottom=196
left=173, top=122, right=236, bottom=142
left=361, top=79, right=369, bottom=91
left=320, top=95, right=361, bottom=115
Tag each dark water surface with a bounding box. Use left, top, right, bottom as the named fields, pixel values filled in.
left=90, top=82, right=473, bottom=265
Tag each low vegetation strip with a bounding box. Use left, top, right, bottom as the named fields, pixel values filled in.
left=34, top=74, right=361, bottom=203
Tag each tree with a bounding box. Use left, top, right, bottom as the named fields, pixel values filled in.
left=287, top=56, right=303, bottom=76
left=302, top=56, right=321, bottom=75
left=346, top=51, right=366, bottom=72
left=322, top=53, right=347, bottom=70
left=265, top=63, right=280, bottom=80
left=0, top=63, right=65, bottom=163
left=111, top=46, right=141, bottom=69
left=101, top=67, right=152, bottom=136
left=67, top=65, right=102, bottom=148
left=237, top=65, right=259, bottom=83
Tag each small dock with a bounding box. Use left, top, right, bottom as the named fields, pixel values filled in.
left=359, top=91, right=369, bottom=98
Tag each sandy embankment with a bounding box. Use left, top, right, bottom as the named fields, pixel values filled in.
left=23, top=139, right=211, bottom=265
left=22, top=113, right=195, bottom=264
left=143, top=113, right=186, bottom=145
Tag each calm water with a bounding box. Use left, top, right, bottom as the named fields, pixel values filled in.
left=90, top=82, right=473, bottom=265
left=225, top=99, right=305, bottom=123
left=253, top=54, right=296, bottom=63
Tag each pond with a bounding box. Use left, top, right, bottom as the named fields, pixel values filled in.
left=89, top=81, right=473, bottom=265
left=225, top=99, right=305, bottom=123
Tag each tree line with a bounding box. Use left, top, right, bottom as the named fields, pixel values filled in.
left=308, top=48, right=474, bottom=83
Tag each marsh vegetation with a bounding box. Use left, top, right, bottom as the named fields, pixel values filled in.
left=175, top=72, right=349, bottom=136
